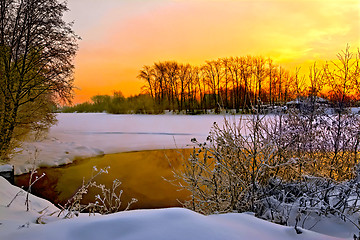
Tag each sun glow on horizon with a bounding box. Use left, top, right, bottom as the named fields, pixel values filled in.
left=65, top=0, right=360, bottom=104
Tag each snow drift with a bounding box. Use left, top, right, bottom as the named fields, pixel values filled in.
left=0, top=176, right=342, bottom=240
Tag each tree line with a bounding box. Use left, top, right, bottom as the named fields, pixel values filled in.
left=138, top=49, right=359, bottom=113
left=139, top=56, right=296, bottom=113
left=63, top=47, right=359, bottom=115
left=61, top=92, right=154, bottom=114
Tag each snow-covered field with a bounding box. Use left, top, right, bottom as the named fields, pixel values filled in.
left=10, top=111, right=360, bottom=175
left=1, top=112, right=359, bottom=239
left=11, top=113, right=241, bottom=175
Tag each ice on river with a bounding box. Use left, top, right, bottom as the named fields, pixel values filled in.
left=11, top=113, right=242, bottom=175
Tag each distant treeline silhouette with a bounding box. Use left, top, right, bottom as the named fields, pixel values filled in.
left=63, top=49, right=359, bottom=114
left=138, top=56, right=296, bottom=113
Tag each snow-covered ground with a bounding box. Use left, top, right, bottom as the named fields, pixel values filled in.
left=10, top=111, right=360, bottom=175
left=1, top=112, right=359, bottom=239
left=351, top=107, right=360, bottom=114
left=11, top=113, right=242, bottom=175
left=0, top=176, right=344, bottom=240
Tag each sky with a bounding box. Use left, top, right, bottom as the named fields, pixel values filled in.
left=64, top=0, right=360, bottom=103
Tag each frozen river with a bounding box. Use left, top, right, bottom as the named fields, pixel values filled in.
left=12, top=113, right=244, bottom=174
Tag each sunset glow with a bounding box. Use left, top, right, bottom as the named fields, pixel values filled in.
left=65, top=0, right=360, bottom=103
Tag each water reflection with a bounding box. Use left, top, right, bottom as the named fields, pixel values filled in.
left=15, top=149, right=192, bottom=210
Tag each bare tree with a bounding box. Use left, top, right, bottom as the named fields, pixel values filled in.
left=324, top=45, right=360, bottom=109
left=202, top=60, right=226, bottom=111
left=138, top=65, right=155, bottom=99
left=307, top=63, right=324, bottom=102
left=253, top=56, right=266, bottom=109
left=178, top=63, right=191, bottom=112
left=0, top=0, right=79, bottom=160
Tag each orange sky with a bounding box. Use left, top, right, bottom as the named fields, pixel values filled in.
left=64, top=0, right=360, bottom=103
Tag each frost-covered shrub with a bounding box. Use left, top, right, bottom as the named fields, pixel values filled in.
left=60, top=166, right=137, bottom=218
left=259, top=174, right=360, bottom=231
left=173, top=115, right=294, bottom=214
left=269, top=107, right=360, bottom=181
left=174, top=108, right=360, bottom=230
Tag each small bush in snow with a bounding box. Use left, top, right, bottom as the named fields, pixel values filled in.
left=59, top=166, right=137, bottom=218
left=173, top=107, right=360, bottom=231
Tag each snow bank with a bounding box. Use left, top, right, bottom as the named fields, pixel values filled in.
left=351, top=107, right=360, bottom=114
left=10, top=113, right=242, bottom=175
left=0, top=176, right=59, bottom=237
left=0, top=176, right=343, bottom=240
left=3, top=209, right=342, bottom=240
left=0, top=164, right=13, bottom=172
left=11, top=139, right=104, bottom=175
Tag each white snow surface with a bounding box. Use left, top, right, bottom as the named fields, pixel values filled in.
left=0, top=176, right=345, bottom=240
left=9, top=112, right=360, bottom=175
left=1, top=113, right=359, bottom=239
left=0, top=164, right=13, bottom=172
left=11, top=113, right=240, bottom=175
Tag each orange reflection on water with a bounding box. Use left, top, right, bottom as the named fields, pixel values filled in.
left=15, top=149, right=192, bottom=210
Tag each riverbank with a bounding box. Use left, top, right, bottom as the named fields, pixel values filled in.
left=0, top=176, right=345, bottom=240
left=1, top=113, right=358, bottom=239
left=7, top=110, right=360, bottom=175
left=9, top=113, right=241, bottom=175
